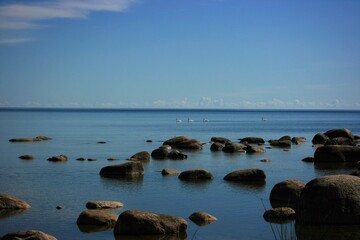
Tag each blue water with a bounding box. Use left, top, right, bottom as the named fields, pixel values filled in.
left=0, top=108, right=359, bottom=239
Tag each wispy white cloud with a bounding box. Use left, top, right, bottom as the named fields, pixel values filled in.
left=0, top=0, right=136, bottom=44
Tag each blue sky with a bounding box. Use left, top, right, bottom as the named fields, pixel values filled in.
left=0, top=0, right=359, bottom=109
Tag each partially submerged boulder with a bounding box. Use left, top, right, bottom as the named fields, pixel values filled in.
left=243, top=144, right=265, bottom=153
left=297, top=175, right=360, bottom=225
left=76, top=210, right=118, bottom=227
left=270, top=180, right=305, bottom=206
left=1, top=230, right=57, bottom=240
left=314, top=145, right=360, bottom=163
left=178, top=169, right=213, bottom=180
left=210, top=137, right=231, bottom=144
left=161, top=169, right=181, bottom=176
left=9, top=136, right=52, bottom=142
left=18, top=155, right=35, bottom=160
left=189, top=212, right=217, bottom=226
left=99, top=162, right=144, bottom=178
left=269, top=139, right=292, bottom=148
left=0, top=193, right=31, bottom=209
left=210, top=142, right=223, bottom=151
left=224, top=169, right=266, bottom=182
left=263, top=207, right=296, bottom=223
left=129, top=151, right=150, bottom=161
left=239, top=137, right=265, bottom=145
left=312, top=133, right=329, bottom=145
left=292, top=137, right=307, bottom=144
left=312, top=128, right=355, bottom=145
left=47, top=155, right=68, bottom=162
left=86, top=201, right=124, bottom=209
left=222, top=143, right=245, bottom=153
left=114, top=210, right=187, bottom=235
left=163, top=136, right=202, bottom=150
left=167, top=150, right=187, bottom=160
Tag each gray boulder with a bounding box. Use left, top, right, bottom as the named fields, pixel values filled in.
left=0, top=193, right=31, bottom=209
left=224, top=169, right=266, bottom=182
left=114, top=210, right=187, bottom=235
left=99, top=162, right=144, bottom=178
left=1, top=230, right=57, bottom=240
left=297, top=175, right=360, bottom=225
left=178, top=169, right=213, bottom=180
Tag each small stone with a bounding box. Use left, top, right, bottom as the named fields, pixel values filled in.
left=189, top=212, right=217, bottom=226
left=107, top=157, right=119, bottom=161
left=87, top=158, right=96, bottom=161
left=19, top=155, right=35, bottom=160
left=260, top=159, right=272, bottom=163
left=56, top=206, right=63, bottom=210
left=161, top=169, right=181, bottom=176
left=146, top=140, right=153, bottom=143
left=76, top=157, right=85, bottom=161
left=97, top=141, right=107, bottom=144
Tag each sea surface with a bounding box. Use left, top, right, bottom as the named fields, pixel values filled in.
left=0, top=108, right=359, bottom=240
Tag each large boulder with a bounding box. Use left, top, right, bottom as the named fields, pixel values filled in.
left=314, top=145, right=360, bottom=163
left=151, top=147, right=170, bottom=159
left=297, top=175, right=360, bottom=225
left=210, top=142, right=223, bottom=151
left=270, top=180, right=305, bottom=206
left=1, top=230, right=57, bottom=240
left=224, top=169, right=266, bottom=182
left=99, top=162, right=144, bottom=178
left=312, top=133, right=330, bottom=145
left=129, top=151, right=150, bottom=161
left=313, top=128, right=355, bottom=145
left=167, top=150, right=187, bottom=160
left=163, top=136, right=202, bottom=150
left=76, top=210, right=118, bottom=227
left=86, top=201, right=124, bottom=209
left=178, top=169, right=213, bottom=180
left=239, top=137, right=265, bottom=145
left=0, top=193, right=31, bottom=209
left=114, top=210, right=187, bottom=235
left=324, top=128, right=355, bottom=141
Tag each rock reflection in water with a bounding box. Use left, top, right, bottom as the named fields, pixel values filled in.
left=77, top=224, right=114, bottom=233
left=0, top=209, right=27, bottom=219
left=114, top=233, right=187, bottom=240
left=296, top=224, right=360, bottom=240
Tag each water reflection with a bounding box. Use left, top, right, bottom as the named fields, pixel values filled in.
left=77, top=224, right=114, bottom=233
left=0, top=209, right=27, bottom=219
left=114, top=233, right=187, bottom=240
left=225, top=180, right=266, bottom=192
left=296, top=224, right=360, bottom=240
left=100, top=175, right=144, bottom=192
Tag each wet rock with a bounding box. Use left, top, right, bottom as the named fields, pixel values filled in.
left=18, top=155, right=35, bottom=160
left=1, top=230, right=57, bottom=240
left=77, top=210, right=118, bottom=227
left=292, top=137, right=307, bottom=144
left=86, top=201, right=124, bottom=209
left=270, top=180, right=305, bottom=205
left=0, top=193, right=31, bottom=209
left=297, top=175, right=360, bottom=225
left=210, top=137, right=231, bottom=144
left=312, top=133, right=330, bottom=145
left=243, top=144, right=265, bottom=153
left=151, top=148, right=170, bottom=159
left=314, top=145, right=360, bottom=163
left=47, top=155, right=68, bottom=162
left=99, top=162, right=144, bottom=178
left=260, top=159, right=272, bottom=163
left=210, top=142, right=223, bottom=151
left=114, top=210, right=187, bottom=235
left=269, top=139, right=292, bottom=148
left=263, top=207, right=296, bottom=223
left=76, top=157, right=86, bottom=161
left=129, top=151, right=150, bottom=161
left=302, top=157, right=314, bottom=163
left=178, top=169, right=213, bottom=180
left=239, top=137, right=265, bottom=145
left=107, top=157, right=119, bottom=161
left=222, top=143, right=245, bottom=153
left=167, top=150, right=187, bottom=160
left=163, top=136, right=202, bottom=150
left=189, top=212, right=217, bottom=226
left=224, top=169, right=266, bottom=182
left=324, top=128, right=355, bottom=141
left=161, top=169, right=181, bottom=176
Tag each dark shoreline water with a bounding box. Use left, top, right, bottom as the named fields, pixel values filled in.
left=0, top=108, right=359, bottom=239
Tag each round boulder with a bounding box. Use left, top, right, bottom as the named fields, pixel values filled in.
left=1, top=230, right=57, bottom=240
left=189, top=212, right=217, bottom=226
left=151, top=148, right=170, bottom=159
left=114, top=210, right=187, bottom=235
left=76, top=210, right=118, bottom=227
left=222, top=143, right=245, bottom=153
left=239, top=137, right=265, bottom=145
left=210, top=142, right=223, bottom=151
left=211, top=137, right=231, bottom=144
left=297, top=175, right=360, bottom=225
left=312, top=133, right=330, bottom=145
left=129, top=151, right=150, bottom=161
left=161, top=169, right=181, bottom=176
left=270, top=180, right=305, bottom=206
left=99, top=162, right=144, bottom=178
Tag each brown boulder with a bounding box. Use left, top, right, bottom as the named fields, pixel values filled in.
left=114, top=210, right=187, bottom=235
left=178, top=169, right=213, bottom=180
left=324, top=128, right=354, bottom=141
left=244, top=144, right=265, bottom=153
left=18, top=155, right=35, bottom=160
left=270, top=180, right=305, bottom=206
left=47, top=155, right=68, bottom=162
left=86, top=201, right=124, bottom=209
left=210, top=137, right=231, bottom=144
left=224, top=169, right=266, bottom=182
left=312, top=133, right=330, bottom=144
left=297, top=175, right=360, bottom=225
left=167, top=150, right=187, bottom=160
left=292, top=137, right=307, bottom=144
left=239, top=137, right=265, bottom=144
left=210, top=142, right=223, bottom=151
left=76, top=210, right=118, bottom=227
left=314, top=145, right=360, bottom=163
left=1, top=230, right=57, bottom=240
left=189, top=212, right=217, bottom=226
left=161, top=169, right=181, bottom=176
left=0, top=193, right=31, bottom=209
left=151, top=148, right=169, bottom=159
left=263, top=207, right=296, bottom=223
left=222, top=143, right=245, bottom=153
left=129, top=151, right=150, bottom=161
left=163, top=136, right=202, bottom=150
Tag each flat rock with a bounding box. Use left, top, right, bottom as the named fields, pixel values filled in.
left=162, top=169, right=181, bottom=176
left=76, top=210, right=118, bottom=227
left=239, top=137, right=265, bottom=144
left=18, top=155, right=35, bottom=160
left=189, top=212, right=217, bottom=226
left=47, top=155, right=68, bottom=162
left=178, top=169, right=213, bottom=180
left=263, top=207, right=296, bottom=223
left=0, top=193, right=31, bottom=209
left=114, top=210, right=187, bottom=235
left=86, top=201, right=124, bottom=209
left=210, top=137, right=231, bottom=144
left=1, top=230, right=57, bottom=240
left=224, top=169, right=266, bottom=182
left=100, top=162, right=144, bottom=178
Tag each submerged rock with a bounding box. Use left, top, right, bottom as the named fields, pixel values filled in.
left=210, top=137, right=231, bottom=144
left=0, top=193, right=31, bottom=209
left=239, top=137, right=265, bottom=145
left=18, top=155, right=35, bottom=160
left=9, top=136, right=52, bottom=142
left=114, top=210, right=187, bottom=235
left=297, top=175, right=360, bottom=225
left=1, top=230, right=57, bottom=240
left=243, top=144, right=265, bottom=153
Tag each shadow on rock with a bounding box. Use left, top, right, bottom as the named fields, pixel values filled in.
left=296, top=224, right=360, bottom=240
left=114, top=233, right=187, bottom=240
left=77, top=224, right=113, bottom=233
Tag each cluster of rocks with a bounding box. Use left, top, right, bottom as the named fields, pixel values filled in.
left=312, top=128, right=360, bottom=146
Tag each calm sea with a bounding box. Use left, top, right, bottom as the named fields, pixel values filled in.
left=0, top=108, right=359, bottom=240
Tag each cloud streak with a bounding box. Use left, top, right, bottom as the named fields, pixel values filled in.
left=0, top=0, right=136, bottom=43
